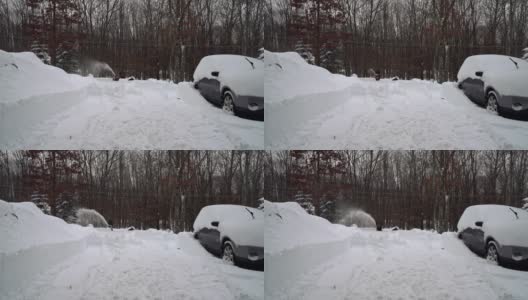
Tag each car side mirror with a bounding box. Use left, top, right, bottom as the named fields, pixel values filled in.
left=211, top=221, right=219, bottom=227
left=211, top=71, right=219, bottom=77
left=475, top=221, right=483, bottom=227
left=475, top=71, right=483, bottom=77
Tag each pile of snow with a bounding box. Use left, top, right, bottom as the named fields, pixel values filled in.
left=338, top=209, right=376, bottom=228
left=264, top=50, right=352, bottom=104
left=457, top=55, right=528, bottom=97
left=264, top=200, right=349, bottom=254
left=0, top=50, right=91, bottom=105
left=457, top=204, right=528, bottom=247
left=193, top=55, right=263, bottom=97
left=0, top=199, right=91, bottom=254
left=75, top=208, right=109, bottom=228
left=193, top=204, right=263, bottom=247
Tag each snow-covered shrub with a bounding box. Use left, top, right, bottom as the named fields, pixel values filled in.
left=257, top=197, right=265, bottom=210
left=75, top=208, right=109, bottom=228
left=522, top=197, right=528, bottom=211
left=522, top=47, right=528, bottom=61
left=339, top=209, right=376, bottom=228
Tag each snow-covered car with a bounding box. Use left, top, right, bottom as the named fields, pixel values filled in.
left=457, top=55, right=528, bottom=117
left=193, top=55, right=264, bottom=119
left=457, top=205, right=528, bottom=269
left=193, top=204, right=264, bottom=270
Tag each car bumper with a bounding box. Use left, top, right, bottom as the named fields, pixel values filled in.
left=499, top=95, right=528, bottom=114
left=499, top=245, right=528, bottom=270
left=235, top=245, right=264, bottom=270
left=235, top=95, right=264, bottom=114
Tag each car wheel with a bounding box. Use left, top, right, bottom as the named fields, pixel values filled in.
left=486, top=241, right=500, bottom=266
left=222, top=91, right=236, bottom=115
left=222, top=241, right=235, bottom=265
left=486, top=91, right=500, bottom=116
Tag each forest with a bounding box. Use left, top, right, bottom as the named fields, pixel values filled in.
left=265, top=0, right=528, bottom=81
left=0, top=150, right=265, bottom=232
left=0, top=0, right=265, bottom=80
left=264, top=150, right=528, bottom=232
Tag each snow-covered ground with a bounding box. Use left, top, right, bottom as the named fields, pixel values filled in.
left=265, top=51, right=528, bottom=149
left=0, top=200, right=263, bottom=300
left=265, top=201, right=528, bottom=300
left=0, top=50, right=263, bottom=149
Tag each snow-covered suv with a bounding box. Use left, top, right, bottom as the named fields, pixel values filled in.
left=457, top=205, right=528, bottom=269
left=193, top=204, right=263, bottom=270
left=193, top=55, right=264, bottom=120
left=457, top=55, right=528, bottom=117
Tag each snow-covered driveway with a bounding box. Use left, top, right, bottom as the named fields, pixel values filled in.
left=0, top=50, right=263, bottom=149
left=267, top=229, right=528, bottom=300
left=2, top=229, right=263, bottom=300
left=0, top=79, right=263, bottom=149
left=266, top=79, right=528, bottom=149
left=265, top=51, right=528, bottom=149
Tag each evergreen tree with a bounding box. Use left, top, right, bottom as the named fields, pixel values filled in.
left=25, top=0, right=82, bottom=72
left=522, top=47, right=528, bottom=61
left=295, top=40, right=315, bottom=64
left=319, top=199, right=336, bottom=222
left=31, top=191, right=51, bottom=215
left=293, top=191, right=315, bottom=215
left=289, top=0, right=345, bottom=67
left=55, top=190, right=79, bottom=223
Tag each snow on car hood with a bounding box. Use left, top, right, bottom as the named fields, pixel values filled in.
left=193, top=55, right=263, bottom=98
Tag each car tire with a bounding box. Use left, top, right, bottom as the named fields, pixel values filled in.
left=222, top=241, right=236, bottom=266
left=222, top=90, right=237, bottom=116
left=486, top=241, right=500, bottom=266
left=486, top=91, right=501, bottom=116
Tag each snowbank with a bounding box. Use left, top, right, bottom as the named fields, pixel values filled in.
left=264, top=200, right=354, bottom=298
left=0, top=200, right=94, bottom=294
left=0, top=200, right=92, bottom=254
left=0, top=50, right=92, bottom=105
left=264, top=50, right=352, bottom=104
left=264, top=200, right=350, bottom=254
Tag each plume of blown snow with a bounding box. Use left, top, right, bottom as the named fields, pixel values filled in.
left=82, top=59, right=115, bottom=78
left=76, top=208, right=109, bottom=228
left=339, top=209, right=376, bottom=228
